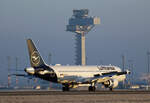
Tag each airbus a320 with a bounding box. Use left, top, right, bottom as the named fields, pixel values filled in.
left=20, top=39, right=130, bottom=91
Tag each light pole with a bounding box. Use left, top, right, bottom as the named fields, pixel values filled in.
left=147, top=51, right=150, bottom=85
left=15, top=57, right=18, bottom=87
left=7, top=56, right=11, bottom=88
left=48, top=53, right=52, bottom=65
left=122, top=55, right=125, bottom=71
left=122, top=54, right=125, bottom=88
left=128, top=60, right=134, bottom=86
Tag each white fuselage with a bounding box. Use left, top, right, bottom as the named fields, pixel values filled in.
left=51, top=65, right=126, bottom=83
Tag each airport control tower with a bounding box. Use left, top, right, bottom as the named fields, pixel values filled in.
left=67, top=9, right=100, bottom=65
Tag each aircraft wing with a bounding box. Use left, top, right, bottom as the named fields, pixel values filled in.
left=80, top=70, right=130, bottom=84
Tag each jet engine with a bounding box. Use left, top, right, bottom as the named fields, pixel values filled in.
left=103, top=79, right=118, bottom=88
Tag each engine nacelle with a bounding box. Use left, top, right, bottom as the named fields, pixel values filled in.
left=103, top=79, right=118, bottom=88
left=24, top=67, right=35, bottom=75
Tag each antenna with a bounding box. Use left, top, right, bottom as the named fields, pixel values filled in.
left=67, top=9, right=100, bottom=66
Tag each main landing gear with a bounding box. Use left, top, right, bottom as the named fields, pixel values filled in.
left=88, top=82, right=96, bottom=92
left=88, top=86, right=96, bottom=92
left=109, top=87, right=113, bottom=91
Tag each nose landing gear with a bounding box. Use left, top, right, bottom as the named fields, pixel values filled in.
left=62, top=84, right=70, bottom=92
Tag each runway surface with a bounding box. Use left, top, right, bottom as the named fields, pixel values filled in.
left=0, top=90, right=150, bottom=103
left=0, top=90, right=150, bottom=96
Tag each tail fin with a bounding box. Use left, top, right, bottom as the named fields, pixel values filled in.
left=27, top=39, right=45, bottom=68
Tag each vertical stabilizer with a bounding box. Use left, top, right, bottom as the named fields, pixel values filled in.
left=27, top=39, right=45, bottom=68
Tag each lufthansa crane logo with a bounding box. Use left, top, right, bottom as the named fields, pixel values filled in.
left=31, top=51, right=40, bottom=65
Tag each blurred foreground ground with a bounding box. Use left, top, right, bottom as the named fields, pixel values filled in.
left=0, top=91, right=150, bottom=103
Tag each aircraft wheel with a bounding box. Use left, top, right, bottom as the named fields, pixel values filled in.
left=109, top=87, right=113, bottom=91
left=62, top=85, right=70, bottom=92
left=88, top=86, right=96, bottom=92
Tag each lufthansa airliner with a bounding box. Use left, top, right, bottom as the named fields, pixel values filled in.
left=21, top=39, right=130, bottom=91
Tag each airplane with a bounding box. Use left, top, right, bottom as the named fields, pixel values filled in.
left=21, top=39, right=130, bottom=91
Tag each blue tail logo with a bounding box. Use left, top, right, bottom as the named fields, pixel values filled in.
left=31, top=51, right=40, bottom=66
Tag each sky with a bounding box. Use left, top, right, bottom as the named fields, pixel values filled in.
left=0, top=0, right=150, bottom=84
